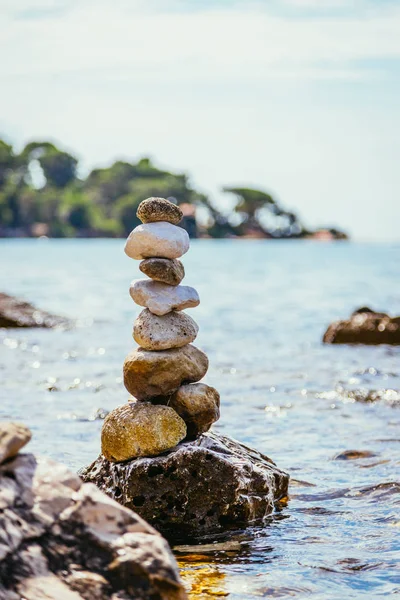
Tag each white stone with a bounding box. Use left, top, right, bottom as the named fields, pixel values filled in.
left=124, top=222, right=190, bottom=260
left=130, top=279, right=200, bottom=316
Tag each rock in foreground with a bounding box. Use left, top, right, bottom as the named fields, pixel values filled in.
left=323, top=307, right=400, bottom=345
left=0, top=422, right=187, bottom=600
left=80, top=431, right=289, bottom=542
left=0, top=292, right=71, bottom=328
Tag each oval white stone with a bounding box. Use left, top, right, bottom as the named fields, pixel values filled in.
left=124, top=222, right=190, bottom=260
left=130, top=279, right=200, bottom=316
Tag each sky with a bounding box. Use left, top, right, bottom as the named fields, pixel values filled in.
left=1, top=0, right=399, bottom=240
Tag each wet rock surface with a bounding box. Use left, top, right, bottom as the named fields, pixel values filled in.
left=0, top=421, right=187, bottom=600
left=133, top=309, right=199, bottom=351
left=123, top=345, right=209, bottom=401
left=139, top=258, right=185, bottom=286
left=0, top=292, right=71, bottom=329
left=323, top=307, right=400, bottom=345
left=101, top=402, right=187, bottom=461
left=80, top=431, right=289, bottom=542
left=155, top=384, right=220, bottom=439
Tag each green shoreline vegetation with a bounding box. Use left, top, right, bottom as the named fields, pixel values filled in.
left=0, top=138, right=347, bottom=240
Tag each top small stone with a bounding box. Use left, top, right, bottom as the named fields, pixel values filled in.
left=137, top=197, right=183, bottom=225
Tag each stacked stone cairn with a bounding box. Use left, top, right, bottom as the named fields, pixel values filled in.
left=101, top=197, right=220, bottom=462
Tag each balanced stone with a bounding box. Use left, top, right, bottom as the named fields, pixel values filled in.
left=140, top=257, right=185, bottom=286
left=101, top=402, right=187, bottom=461
left=125, top=222, right=189, bottom=260
left=130, top=279, right=200, bottom=316
left=123, top=345, right=209, bottom=400
left=157, top=383, right=220, bottom=439
left=134, top=309, right=199, bottom=350
left=137, top=197, right=183, bottom=225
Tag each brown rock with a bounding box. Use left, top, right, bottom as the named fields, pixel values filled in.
left=0, top=422, right=31, bottom=464
left=0, top=292, right=71, bottom=329
left=323, top=307, right=400, bottom=345
left=137, top=197, right=183, bottom=225
left=156, top=383, right=220, bottom=439
left=140, top=257, right=185, bottom=286
left=81, top=431, right=290, bottom=542
left=101, top=402, right=187, bottom=461
left=0, top=423, right=187, bottom=600
left=123, top=345, right=209, bottom=400
left=133, top=309, right=199, bottom=350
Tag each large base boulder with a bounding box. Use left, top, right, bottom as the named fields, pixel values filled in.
left=0, top=422, right=186, bottom=600
left=323, top=307, right=400, bottom=345
left=0, top=292, right=71, bottom=328
left=80, top=432, right=289, bottom=542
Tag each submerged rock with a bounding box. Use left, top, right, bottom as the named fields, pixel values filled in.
left=130, top=279, right=200, bottom=316
left=124, top=222, right=189, bottom=260
left=123, top=345, right=209, bottom=401
left=137, top=197, right=183, bottom=225
left=133, top=309, right=199, bottom=350
left=323, top=307, right=400, bottom=345
left=156, top=383, right=220, bottom=439
left=101, top=402, right=187, bottom=461
left=80, top=431, right=289, bottom=542
left=0, top=292, right=71, bottom=328
left=0, top=422, right=187, bottom=600
left=140, top=258, right=185, bottom=286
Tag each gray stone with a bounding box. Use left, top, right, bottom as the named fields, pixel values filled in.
left=133, top=309, right=199, bottom=350
left=130, top=279, right=199, bottom=316
left=124, top=223, right=189, bottom=261
left=0, top=293, right=71, bottom=329
left=0, top=423, right=187, bottom=600
left=80, top=432, right=290, bottom=542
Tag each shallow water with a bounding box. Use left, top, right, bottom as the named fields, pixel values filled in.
left=0, top=239, right=399, bottom=599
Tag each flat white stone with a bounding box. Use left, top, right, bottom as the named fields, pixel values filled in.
left=130, top=279, right=200, bottom=316
left=124, top=222, right=189, bottom=260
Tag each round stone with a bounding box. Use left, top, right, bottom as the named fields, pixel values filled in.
left=101, top=402, right=187, bottom=462
left=133, top=309, right=199, bottom=350
left=157, top=383, right=220, bottom=439
left=139, top=258, right=185, bottom=286
left=124, top=222, right=189, bottom=261
left=123, top=345, right=209, bottom=401
left=130, top=279, right=199, bottom=316
left=137, top=197, right=183, bottom=225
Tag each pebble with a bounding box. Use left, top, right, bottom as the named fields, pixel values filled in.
left=157, top=383, right=220, bottom=439
left=101, top=402, right=186, bottom=461
left=130, top=279, right=199, bottom=316
left=123, top=344, right=209, bottom=400
left=134, top=309, right=199, bottom=350
left=124, top=222, right=189, bottom=260
left=137, top=197, right=183, bottom=225
left=139, top=257, right=185, bottom=286
left=0, top=422, right=32, bottom=464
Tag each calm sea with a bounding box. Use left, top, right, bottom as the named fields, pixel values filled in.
left=1, top=239, right=399, bottom=599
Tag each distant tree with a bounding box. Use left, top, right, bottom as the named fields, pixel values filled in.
left=21, top=141, right=78, bottom=188
left=0, top=140, right=16, bottom=188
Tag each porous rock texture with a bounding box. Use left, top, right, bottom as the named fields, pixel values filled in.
left=123, top=345, right=209, bottom=401
left=0, top=292, right=71, bottom=329
left=130, top=279, right=199, bottom=316
left=323, top=307, right=400, bottom=345
left=124, top=223, right=189, bottom=261
left=133, top=309, right=199, bottom=351
left=139, top=258, right=185, bottom=286
left=137, top=197, right=183, bottom=226
left=155, top=384, right=220, bottom=439
left=0, top=423, right=187, bottom=600
left=101, top=402, right=187, bottom=462
left=80, top=431, right=290, bottom=542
